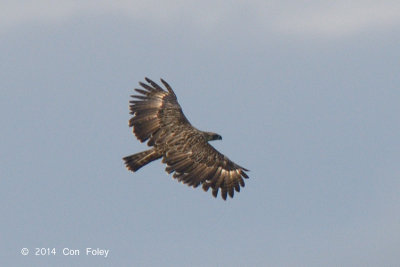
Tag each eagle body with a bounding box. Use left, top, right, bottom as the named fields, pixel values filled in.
left=123, top=78, right=249, bottom=200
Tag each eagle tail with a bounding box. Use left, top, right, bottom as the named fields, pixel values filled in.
left=123, top=149, right=161, bottom=172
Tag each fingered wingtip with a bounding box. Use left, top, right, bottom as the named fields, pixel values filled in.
left=160, top=78, right=176, bottom=97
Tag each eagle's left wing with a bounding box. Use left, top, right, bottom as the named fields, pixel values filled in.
left=129, top=77, right=191, bottom=144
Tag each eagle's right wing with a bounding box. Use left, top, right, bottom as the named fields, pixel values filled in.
left=163, top=136, right=249, bottom=200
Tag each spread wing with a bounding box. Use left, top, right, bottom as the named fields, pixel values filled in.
left=163, top=134, right=249, bottom=200
left=129, top=77, right=191, bottom=145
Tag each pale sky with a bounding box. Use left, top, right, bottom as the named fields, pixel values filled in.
left=1, top=1, right=399, bottom=266
left=2, top=1, right=400, bottom=36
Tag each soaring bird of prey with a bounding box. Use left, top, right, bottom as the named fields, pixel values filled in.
left=123, top=78, right=249, bottom=200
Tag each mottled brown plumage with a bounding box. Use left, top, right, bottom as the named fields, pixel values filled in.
left=123, top=77, right=249, bottom=200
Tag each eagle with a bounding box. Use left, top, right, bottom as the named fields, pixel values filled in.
left=123, top=78, right=249, bottom=200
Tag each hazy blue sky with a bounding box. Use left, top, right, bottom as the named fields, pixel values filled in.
left=1, top=1, right=399, bottom=266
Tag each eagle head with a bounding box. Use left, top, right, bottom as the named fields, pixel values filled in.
left=204, top=132, right=222, bottom=141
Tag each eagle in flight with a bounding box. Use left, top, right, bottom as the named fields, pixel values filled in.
left=123, top=78, right=249, bottom=200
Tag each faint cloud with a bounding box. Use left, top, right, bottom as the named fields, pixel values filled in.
left=263, top=1, right=400, bottom=37
left=1, top=0, right=400, bottom=38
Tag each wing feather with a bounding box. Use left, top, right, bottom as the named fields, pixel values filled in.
left=164, top=141, right=249, bottom=200
left=128, top=77, right=191, bottom=144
